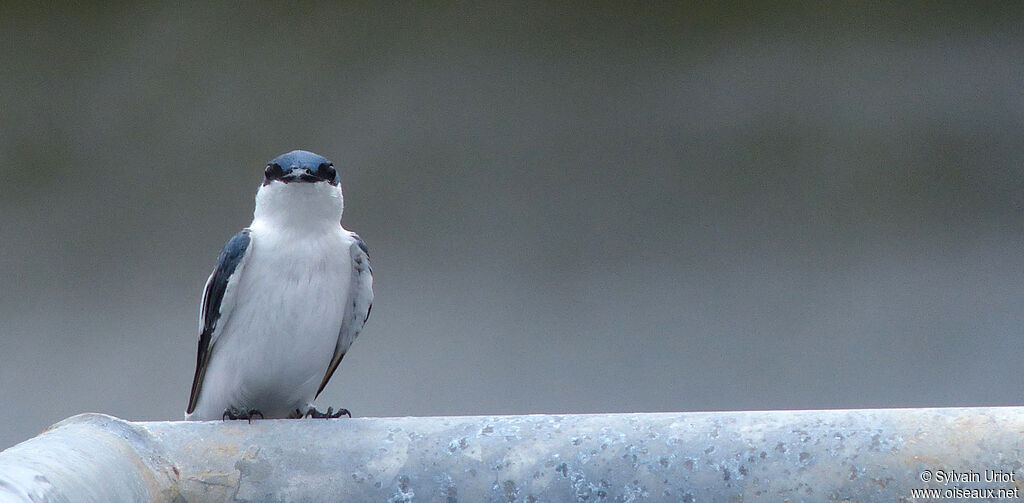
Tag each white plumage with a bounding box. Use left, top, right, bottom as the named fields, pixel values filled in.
left=186, top=151, right=372, bottom=421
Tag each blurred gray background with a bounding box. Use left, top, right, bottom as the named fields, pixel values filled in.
left=2, top=2, right=1022, bottom=449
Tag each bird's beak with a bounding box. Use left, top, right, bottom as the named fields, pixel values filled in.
left=281, top=168, right=324, bottom=184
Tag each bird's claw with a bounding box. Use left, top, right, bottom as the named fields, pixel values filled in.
left=305, top=406, right=351, bottom=419
left=222, top=407, right=264, bottom=423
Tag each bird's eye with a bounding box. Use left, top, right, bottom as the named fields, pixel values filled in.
left=317, top=163, right=337, bottom=182
left=265, top=163, right=284, bottom=180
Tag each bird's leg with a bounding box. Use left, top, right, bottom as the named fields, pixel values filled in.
left=305, top=406, right=351, bottom=419
left=222, top=407, right=242, bottom=421
left=222, top=407, right=264, bottom=423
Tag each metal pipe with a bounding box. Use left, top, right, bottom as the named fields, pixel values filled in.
left=1, top=407, right=1022, bottom=502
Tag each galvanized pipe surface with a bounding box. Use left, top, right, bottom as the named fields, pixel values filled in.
left=1, top=407, right=1023, bottom=502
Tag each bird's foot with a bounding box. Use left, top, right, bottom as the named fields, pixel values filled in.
left=305, top=406, right=351, bottom=419
left=222, top=407, right=264, bottom=423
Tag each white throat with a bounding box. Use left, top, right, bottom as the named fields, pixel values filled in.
left=251, top=181, right=344, bottom=233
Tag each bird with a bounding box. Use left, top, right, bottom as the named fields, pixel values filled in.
left=185, top=150, right=373, bottom=421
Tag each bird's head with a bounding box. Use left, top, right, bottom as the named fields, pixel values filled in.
left=253, top=150, right=344, bottom=228
left=263, top=150, right=340, bottom=186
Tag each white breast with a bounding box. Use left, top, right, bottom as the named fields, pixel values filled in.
left=194, top=223, right=352, bottom=419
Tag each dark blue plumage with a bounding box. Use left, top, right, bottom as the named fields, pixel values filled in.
left=264, top=150, right=339, bottom=186
left=187, top=229, right=252, bottom=414
left=185, top=149, right=373, bottom=421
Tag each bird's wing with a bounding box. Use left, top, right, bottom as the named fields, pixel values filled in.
left=186, top=229, right=252, bottom=415
left=315, top=232, right=373, bottom=398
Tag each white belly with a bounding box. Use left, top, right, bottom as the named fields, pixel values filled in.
left=189, top=226, right=351, bottom=420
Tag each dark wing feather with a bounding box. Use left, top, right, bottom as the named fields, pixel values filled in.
left=315, top=232, right=373, bottom=398
left=186, top=229, right=252, bottom=414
